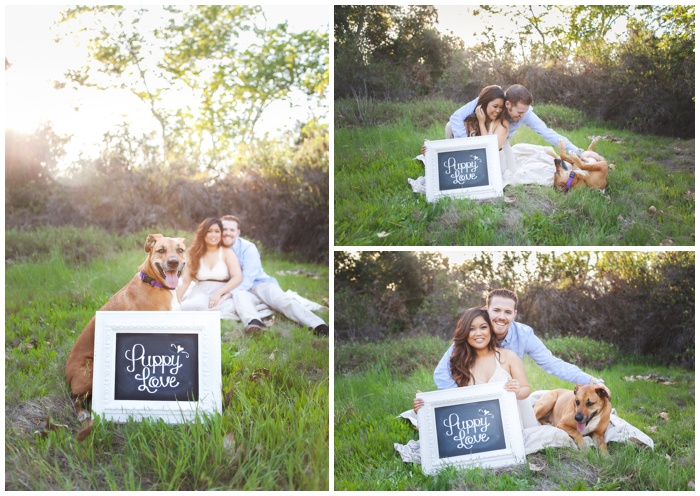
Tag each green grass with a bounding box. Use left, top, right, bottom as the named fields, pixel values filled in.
left=334, top=336, right=695, bottom=490
left=5, top=227, right=329, bottom=490
left=334, top=98, right=695, bottom=246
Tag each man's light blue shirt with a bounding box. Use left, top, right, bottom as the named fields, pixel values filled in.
left=433, top=321, right=592, bottom=389
left=229, top=237, right=277, bottom=292
left=449, top=96, right=582, bottom=155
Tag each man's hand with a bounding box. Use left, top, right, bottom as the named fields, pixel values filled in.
left=589, top=376, right=610, bottom=396
left=579, top=150, right=604, bottom=163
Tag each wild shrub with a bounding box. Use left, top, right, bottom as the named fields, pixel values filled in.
left=542, top=336, right=621, bottom=370
left=334, top=334, right=448, bottom=375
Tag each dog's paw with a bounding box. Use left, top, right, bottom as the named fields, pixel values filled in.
left=76, top=418, right=93, bottom=441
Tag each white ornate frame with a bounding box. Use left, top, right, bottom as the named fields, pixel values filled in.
left=417, top=382, right=525, bottom=475
left=424, top=135, right=503, bottom=202
left=92, top=311, right=222, bottom=423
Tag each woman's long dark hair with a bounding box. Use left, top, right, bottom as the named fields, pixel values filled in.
left=187, top=217, right=222, bottom=277
left=449, top=307, right=499, bottom=387
left=464, top=85, right=507, bottom=137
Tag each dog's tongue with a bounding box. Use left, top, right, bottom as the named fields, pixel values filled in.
left=577, top=422, right=586, bottom=432
left=165, top=270, right=179, bottom=289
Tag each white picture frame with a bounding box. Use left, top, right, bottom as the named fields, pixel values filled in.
left=92, top=311, right=222, bottom=423
left=424, top=135, right=503, bottom=202
left=417, top=382, right=525, bottom=475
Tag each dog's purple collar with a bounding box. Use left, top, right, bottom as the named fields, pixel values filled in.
left=140, top=271, right=165, bottom=289
left=565, top=171, right=576, bottom=192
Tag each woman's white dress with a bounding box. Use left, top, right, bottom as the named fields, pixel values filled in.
left=181, top=247, right=236, bottom=315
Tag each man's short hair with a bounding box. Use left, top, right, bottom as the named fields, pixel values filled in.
left=221, top=214, right=241, bottom=230
left=505, top=84, right=532, bottom=106
left=487, top=288, right=519, bottom=309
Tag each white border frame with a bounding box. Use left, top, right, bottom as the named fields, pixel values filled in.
left=425, top=135, right=503, bottom=202
left=417, top=382, right=525, bottom=475
left=92, top=311, right=222, bottom=423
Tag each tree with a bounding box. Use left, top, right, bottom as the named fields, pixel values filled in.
left=57, top=5, right=328, bottom=173
left=334, top=5, right=459, bottom=99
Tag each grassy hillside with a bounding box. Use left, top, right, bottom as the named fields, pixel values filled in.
left=334, top=336, right=695, bottom=490
left=334, top=99, right=695, bottom=246
left=5, top=227, right=329, bottom=490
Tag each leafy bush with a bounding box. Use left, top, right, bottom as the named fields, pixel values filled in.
left=542, top=336, right=621, bottom=371
left=5, top=226, right=190, bottom=267
left=334, top=334, right=448, bottom=376
left=531, top=104, right=588, bottom=131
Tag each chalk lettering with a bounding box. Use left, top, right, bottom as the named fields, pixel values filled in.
left=443, top=412, right=492, bottom=451
left=442, top=156, right=481, bottom=185
left=124, top=343, right=185, bottom=395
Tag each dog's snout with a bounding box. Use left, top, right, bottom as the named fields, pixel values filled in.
left=574, top=412, right=584, bottom=422
left=167, top=257, right=181, bottom=268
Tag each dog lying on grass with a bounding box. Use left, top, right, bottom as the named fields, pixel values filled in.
left=533, top=384, right=612, bottom=455
left=65, top=234, right=186, bottom=435
left=547, top=139, right=610, bottom=192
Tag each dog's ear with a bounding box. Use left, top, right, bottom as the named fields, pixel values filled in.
left=595, top=386, right=610, bottom=401
left=573, top=384, right=581, bottom=395
left=145, top=234, right=163, bottom=252
left=178, top=237, right=187, bottom=247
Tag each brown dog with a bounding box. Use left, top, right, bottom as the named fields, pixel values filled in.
left=65, top=234, right=187, bottom=421
left=533, top=384, right=612, bottom=454
left=547, top=139, right=609, bottom=192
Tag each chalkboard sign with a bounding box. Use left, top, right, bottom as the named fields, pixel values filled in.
left=424, top=135, right=502, bottom=202
left=434, top=398, right=506, bottom=458
left=417, top=382, right=525, bottom=475
left=114, top=333, right=199, bottom=402
left=92, top=311, right=222, bottom=423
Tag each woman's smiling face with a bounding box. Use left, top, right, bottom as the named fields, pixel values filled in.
left=486, top=98, right=504, bottom=120
left=205, top=224, right=222, bottom=246
left=467, top=315, right=492, bottom=349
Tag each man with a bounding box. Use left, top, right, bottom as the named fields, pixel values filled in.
left=448, top=84, right=589, bottom=158
left=433, top=288, right=603, bottom=389
left=220, top=215, right=329, bottom=336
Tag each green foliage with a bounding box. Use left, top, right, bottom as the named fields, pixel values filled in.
left=542, top=336, right=621, bottom=370
left=5, top=230, right=329, bottom=489
left=334, top=335, right=449, bottom=375
left=334, top=6, right=460, bottom=100
left=334, top=335, right=695, bottom=490
left=58, top=5, right=328, bottom=167
left=530, top=104, right=588, bottom=131
left=4, top=225, right=186, bottom=266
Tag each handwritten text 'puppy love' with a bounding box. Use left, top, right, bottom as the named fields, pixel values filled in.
left=443, top=411, right=493, bottom=450
left=125, top=344, right=186, bottom=394
left=442, top=156, right=482, bottom=185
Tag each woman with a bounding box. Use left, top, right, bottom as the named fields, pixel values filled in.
left=463, top=85, right=509, bottom=151
left=413, top=307, right=530, bottom=413
left=177, top=217, right=243, bottom=313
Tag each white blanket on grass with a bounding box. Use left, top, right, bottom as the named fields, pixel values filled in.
left=409, top=143, right=556, bottom=193
left=394, top=389, right=654, bottom=464
left=182, top=282, right=326, bottom=321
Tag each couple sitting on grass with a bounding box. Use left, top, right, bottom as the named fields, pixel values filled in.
left=400, top=288, right=652, bottom=458
left=175, top=215, right=328, bottom=337
left=414, top=84, right=604, bottom=189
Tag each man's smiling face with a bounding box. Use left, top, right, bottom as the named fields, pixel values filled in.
left=487, top=295, right=517, bottom=340
left=221, top=219, right=240, bottom=248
